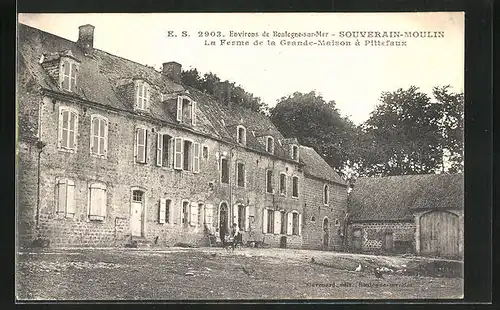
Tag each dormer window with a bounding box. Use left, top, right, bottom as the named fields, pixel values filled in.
left=237, top=125, right=246, bottom=146
left=266, top=136, right=274, bottom=154
left=59, top=58, right=79, bottom=92
left=176, top=95, right=197, bottom=125
left=291, top=144, right=299, bottom=161
left=135, top=80, right=150, bottom=111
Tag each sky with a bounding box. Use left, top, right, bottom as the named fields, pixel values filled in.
left=18, top=13, right=464, bottom=124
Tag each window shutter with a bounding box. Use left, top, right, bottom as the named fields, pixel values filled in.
left=273, top=210, right=281, bottom=234
left=133, top=128, right=138, bottom=161
left=299, top=213, right=302, bottom=235
left=71, top=112, right=78, bottom=150
left=156, top=133, right=163, bottom=167
left=205, top=204, right=213, bottom=226
left=173, top=137, right=183, bottom=169
left=90, top=117, right=95, bottom=153
left=233, top=204, right=238, bottom=227
left=56, top=180, right=67, bottom=214
left=262, top=209, right=268, bottom=234
left=172, top=201, right=179, bottom=224
left=159, top=198, right=166, bottom=224
left=99, top=189, right=107, bottom=217
left=176, top=96, right=182, bottom=122
left=66, top=180, right=75, bottom=216
left=190, top=202, right=198, bottom=226
left=193, top=142, right=200, bottom=173
left=169, top=138, right=174, bottom=168
left=90, top=187, right=99, bottom=216
left=146, top=86, right=150, bottom=109
left=191, top=101, right=197, bottom=125
left=287, top=212, right=293, bottom=235
left=58, top=109, right=64, bottom=148
left=103, top=119, right=108, bottom=156
left=145, top=130, right=150, bottom=163
left=70, top=63, right=77, bottom=91
left=213, top=205, right=219, bottom=228
left=244, top=206, right=249, bottom=231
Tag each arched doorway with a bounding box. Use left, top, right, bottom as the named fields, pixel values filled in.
left=219, top=202, right=229, bottom=244
left=323, top=217, right=329, bottom=249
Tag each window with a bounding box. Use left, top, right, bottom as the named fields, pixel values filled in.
left=56, top=178, right=75, bottom=217
left=310, top=215, right=316, bottom=222
left=237, top=205, right=246, bottom=231
left=172, top=138, right=200, bottom=172
left=267, top=209, right=274, bottom=234
left=291, top=145, right=299, bottom=161
left=182, top=201, right=189, bottom=226
left=176, top=96, right=196, bottom=125
left=132, top=190, right=143, bottom=202
left=189, top=202, right=199, bottom=226
left=236, top=163, right=245, bottom=187
left=89, top=183, right=107, bottom=221
left=156, top=133, right=173, bottom=168
left=90, top=115, right=108, bottom=158
left=324, top=184, right=329, bottom=205
left=204, top=204, right=214, bottom=227
left=266, top=136, right=274, bottom=154
left=158, top=198, right=171, bottom=224
left=202, top=146, right=209, bottom=160
left=280, top=211, right=286, bottom=234
left=292, top=176, right=299, bottom=198
left=237, top=126, right=246, bottom=145
left=279, top=173, right=287, bottom=195
left=60, top=59, right=78, bottom=92
left=135, top=127, right=148, bottom=163
left=266, top=170, right=273, bottom=193
left=221, top=158, right=229, bottom=184
left=135, top=80, right=150, bottom=110
left=58, top=107, right=78, bottom=151
left=292, top=212, right=299, bottom=235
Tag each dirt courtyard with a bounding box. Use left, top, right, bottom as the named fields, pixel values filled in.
left=16, top=246, right=463, bottom=300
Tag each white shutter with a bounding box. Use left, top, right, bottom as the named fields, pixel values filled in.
left=176, top=96, right=182, bottom=122
left=173, top=137, right=183, bottom=169
left=103, top=120, right=108, bottom=156
left=190, top=202, right=198, bottom=226
left=134, top=128, right=138, bottom=161
left=57, top=109, right=64, bottom=148
left=205, top=204, right=213, bottom=226
left=89, top=117, right=95, bottom=154
left=159, top=198, right=166, bottom=224
left=244, top=205, right=249, bottom=231
left=273, top=210, right=281, bottom=234
left=191, top=101, right=197, bottom=125
left=66, top=180, right=75, bottom=216
left=146, top=130, right=150, bottom=163
left=168, top=138, right=174, bottom=168
left=233, top=204, right=239, bottom=228
left=90, top=187, right=99, bottom=216
left=156, top=133, right=163, bottom=167
left=262, top=209, right=268, bottom=234
left=193, top=142, right=200, bottom=173
left=72, top=112, right=78, bottom=150
left=299, top=213, right=302, bottom=235
left=287, top=212, right=293, bottom=235
left=213, top=205, right=219, bottom=228
left=56, top=180, right=66, bottom=214
left=99, top=189, right=107, bottom=217
left=173, top=201, right=179, bottom=224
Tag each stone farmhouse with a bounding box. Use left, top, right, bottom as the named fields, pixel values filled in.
left=17, top=23, right=348, bottom=249
left=347, top=173, right=464, bottom=258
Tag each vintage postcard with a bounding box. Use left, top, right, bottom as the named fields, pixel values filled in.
left=16, top=12, right=464, bottom=300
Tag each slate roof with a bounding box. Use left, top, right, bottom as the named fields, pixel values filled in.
left=349, top=173, right=464, bottom=221
left=17, top=23, right=304, bottom=163
left=299, top=146, right=346, bottom=186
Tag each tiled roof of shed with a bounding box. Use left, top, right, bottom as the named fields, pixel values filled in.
left=349, top=173, right=464, bottom=221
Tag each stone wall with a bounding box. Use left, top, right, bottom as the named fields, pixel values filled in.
left=348, top=221, right=416, bottom=254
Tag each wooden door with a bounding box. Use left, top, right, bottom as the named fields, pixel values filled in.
left=385, top=232, right=394, bottom=253
left=352, top=229, right=362, bottom=252
left=131, top=201, right=143, bottom=237
left=420, top=210, right=459, bottom=257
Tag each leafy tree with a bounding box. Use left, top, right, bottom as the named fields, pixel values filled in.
left=181, top=69, right=269, bottom=113
left=270, top=91, right=358, bottom=174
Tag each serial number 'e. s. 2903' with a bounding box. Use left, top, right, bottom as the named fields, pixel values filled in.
left=198, top=31, right=224, bottom=37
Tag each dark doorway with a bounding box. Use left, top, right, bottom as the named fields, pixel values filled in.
left=219, top=203, right=228, bottom=244
left=385, top=232, right=394, bottom=253
left=323, top=218, right=329, bottom=250
left=353, top=228, right=362, bottom=253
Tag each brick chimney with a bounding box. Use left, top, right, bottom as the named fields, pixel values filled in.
left=77, top=24, right=95, bottom=54
left=162, top=62, right=182, bottom=83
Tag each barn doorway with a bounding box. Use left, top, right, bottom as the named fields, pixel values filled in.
left=352, top=228, right=362, bottom=253
left=322, top=218, right=329, bottom=250
left=384, top=232, right=394, bottom=253
left=219, top=202, right=229, bottom=243
left=419, top=210, right=459, bottom=257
